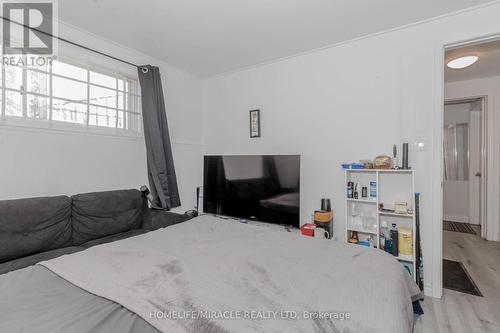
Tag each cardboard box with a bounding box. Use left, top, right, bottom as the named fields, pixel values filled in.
left=398, top=228, right=413, bottom=256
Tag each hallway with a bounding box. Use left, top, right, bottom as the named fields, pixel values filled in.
left=415, top=228, right=500, bottom=332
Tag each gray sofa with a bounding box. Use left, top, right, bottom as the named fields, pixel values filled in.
left=0, top=189, right=192, bottom=275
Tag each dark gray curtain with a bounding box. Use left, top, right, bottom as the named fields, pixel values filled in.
left=138, top=65, right=180, bottom=210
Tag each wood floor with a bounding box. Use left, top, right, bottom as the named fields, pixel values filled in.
left=414, top=226, right=500, bottom=333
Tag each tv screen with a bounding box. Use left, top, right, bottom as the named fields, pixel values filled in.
left=203, top=155, right=300, bottom=227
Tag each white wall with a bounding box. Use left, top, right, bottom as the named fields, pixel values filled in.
left=0, top=21, right=203, bottom=213
left=445, top=76, right=500, bottom=237
left=444, top=103, right=471, bottom=125
left=201, top=2, right=500, bottom=297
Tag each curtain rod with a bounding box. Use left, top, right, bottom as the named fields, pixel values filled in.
left=1, top=16, right=141, bottom=69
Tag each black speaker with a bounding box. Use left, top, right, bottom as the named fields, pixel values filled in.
left=402, top=143, right=409, bottom=169
left=321, top=198, right=331, bottom=211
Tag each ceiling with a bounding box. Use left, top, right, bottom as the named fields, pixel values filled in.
left=59, top=0, right=494, bottom=77
left=445, top=39, right=500, bottom=82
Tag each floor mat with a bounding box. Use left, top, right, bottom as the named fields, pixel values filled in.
left=443, top=221, right=477, bottom=235
left=443, top=259, right=482, bottom=297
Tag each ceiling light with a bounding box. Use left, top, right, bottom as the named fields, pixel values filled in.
left=447, top=55, right=479, bottom=69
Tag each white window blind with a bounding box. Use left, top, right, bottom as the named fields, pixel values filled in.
left=0, top=57, right=142, bottom=134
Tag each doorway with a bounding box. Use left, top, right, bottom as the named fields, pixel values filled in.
left=443, top=97, right=486, bottom=237
left=440, top=38, right=500, bottom=303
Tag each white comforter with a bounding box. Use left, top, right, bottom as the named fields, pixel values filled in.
left=40, top=215, right=421, bottom=333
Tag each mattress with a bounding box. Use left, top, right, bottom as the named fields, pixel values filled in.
left=0, top=265, right=158, bottom=333
left=1, top=215, right=422, bottom=333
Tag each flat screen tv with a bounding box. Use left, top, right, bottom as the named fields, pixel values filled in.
left=203, top=155, right=300, bottom=227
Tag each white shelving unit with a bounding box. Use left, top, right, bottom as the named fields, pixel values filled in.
left=344, top=169, right=416, bottom=280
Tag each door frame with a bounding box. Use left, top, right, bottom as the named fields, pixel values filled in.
left=443, top=96, right=488, bottom=238
left=433, top=33, right=500, bottom=298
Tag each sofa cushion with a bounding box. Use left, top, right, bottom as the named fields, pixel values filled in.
left=0, top=196, right=72, bottom=263
left=81, top=229, right=148, bottom=248
left=71, top=189, right=146, bottom=246
left=0, top=246, right=84, bottom=275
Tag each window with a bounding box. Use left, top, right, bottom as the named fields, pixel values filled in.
left=0, top=58, right=142, bottom=134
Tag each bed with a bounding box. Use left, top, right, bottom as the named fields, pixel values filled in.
left=0, top=215, right=422, bottom=333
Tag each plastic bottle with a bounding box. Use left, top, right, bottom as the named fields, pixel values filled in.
left=347, top=181, right=354, bottom=198
left=379, top=220, right=387, bottom=250
left=390, top=223, right=399, bottom=257
left=353, top=182, right=360, bottom=199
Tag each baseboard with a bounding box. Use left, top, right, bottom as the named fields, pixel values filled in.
left=424, top=284, right=435, bottom=298
left=443, top=214, right=469, bottom=223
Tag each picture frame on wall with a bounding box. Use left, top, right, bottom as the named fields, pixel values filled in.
left=249, top=109, right=261, bottom=138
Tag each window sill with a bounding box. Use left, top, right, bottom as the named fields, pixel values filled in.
left=0, top=116, right=144, bottom=141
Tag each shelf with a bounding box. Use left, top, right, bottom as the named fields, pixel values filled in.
left=347, top=227, right=377, bottom=235
left=377, top=169, right=413, bottom=174
left=379, top=211, right=414, bottom=218
left=396, top=255, right=415, bottom=262
left=379, top=252, right=415, bottom=262
left=346, top=198, right=377, bottom=204
left=344, top=169, right=375, bottom=173
left=344, top=169, right=413, bottom=174
left=344, top=167, right=416, bottom=281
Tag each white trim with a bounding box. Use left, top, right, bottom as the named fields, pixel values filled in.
left=0, top=118, right=200, bottom=144
left=209, top=1, right=500, bottom=79
left=424, top=283, right=433, bottom=298
left=480, top=96, right=489, bottom=238
left=0, top=116, right=144, bottom=141
left=430, top=42, right=445, bottom=299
